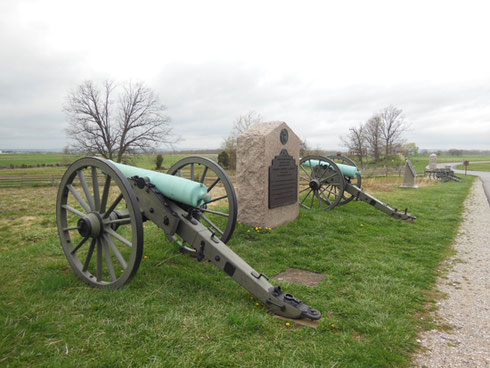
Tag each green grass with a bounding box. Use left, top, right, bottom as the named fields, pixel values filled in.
left=0, top=153, right=79, bottom=167
left=456, top=162, right=490, bottom=172
left=404, top=155, right=490, bottom=174
left=0, top=176, right=475, bottom=367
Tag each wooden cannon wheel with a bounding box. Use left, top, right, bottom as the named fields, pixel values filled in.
left=327, top=155, right=362, bottom=206
left=56, top=157, right=144, bottom=288
left=168, top=156, right=238, bottom=243
left=299, top=156, right=345, bottom=210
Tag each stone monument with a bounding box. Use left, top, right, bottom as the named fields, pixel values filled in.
left=400, top=159, right=418, bottom=188
left=429, top=153, right=437, bottom=170
left=236, top=122, right=300, bottom=228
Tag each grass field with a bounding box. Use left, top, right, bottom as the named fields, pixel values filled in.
left=405, top=155, right=490, bottom=174
left=0, top=153, right=217, bottom=177
left=0, top=174, right=475, bottom=367
left=456, top=162, right=490, bottom=172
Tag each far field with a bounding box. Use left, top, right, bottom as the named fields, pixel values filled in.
left=0, top=151, right=482, bottom=367
left=456, top=162, right=490, bottom=172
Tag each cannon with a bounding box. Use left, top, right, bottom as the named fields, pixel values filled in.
left=56, top=156, right=320, bottom=320
left=299, top=155, right=416, bottom=221
left=425, top=167, right=461, bottom=182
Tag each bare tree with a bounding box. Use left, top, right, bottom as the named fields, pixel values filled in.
left=231, top=110, right=262, bottom=137
left=364, top=114, right=383, bottom=166
left=379, top=105, right=408, bottom=169
left=64, top=80, right=177, bottom=163
left=341, top=123, right=367, bottom=168
left=300, top=138, right=310, bottom=157
left=221, top=111, right=262, bottom=169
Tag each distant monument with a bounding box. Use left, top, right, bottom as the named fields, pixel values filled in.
left=236, top=122, right=300, bottom=228
left=400, top=159, right=418, bottom=188
left=429, top=153, right=437, bottom=170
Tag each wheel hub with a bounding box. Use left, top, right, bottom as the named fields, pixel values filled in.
left=77, top=212, right=103, bottom=238
left=309, top=180, right=321, bottom=191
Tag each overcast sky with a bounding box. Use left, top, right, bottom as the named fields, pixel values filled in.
left=1, top=0, right=489, bottom=151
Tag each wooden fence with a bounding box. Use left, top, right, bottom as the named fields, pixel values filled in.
left=1, top=167, right=410, bottom=189
left=0, top=174, right=64, bottom=188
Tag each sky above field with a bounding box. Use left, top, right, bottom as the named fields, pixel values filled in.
left=1, top=0, right=490, bottom=151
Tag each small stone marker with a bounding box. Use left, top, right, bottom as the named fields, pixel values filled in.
left=237, top=122, right=300, bottom=228
left=400, top=159, right=418, bottom=188
left=429, top=153, right=437, bottom=170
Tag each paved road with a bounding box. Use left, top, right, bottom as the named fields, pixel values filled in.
left=433, top=161, right=490, bottom=204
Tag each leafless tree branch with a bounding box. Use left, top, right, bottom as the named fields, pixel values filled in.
left=63, top=80, right=178, bottom=162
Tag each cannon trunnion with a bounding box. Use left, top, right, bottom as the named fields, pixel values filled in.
left=299, top=155, right=416, bottom=221
left=56, top=156, right=320, bottom=321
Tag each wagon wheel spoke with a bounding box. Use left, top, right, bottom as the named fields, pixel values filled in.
left=299, top=186, right=310, bottom=194
left=71, top=236, right=89, bottom=255
left=300, top=164, right=312, bottom=180
left=205, top=195, right=228, bottom=204
left=300, top=189, right=313, bottom=208
left=104, top=234, right=128, bottom=270
left=100, top=175, right=111, bottom=213
left=95, top=239, right=103, bottom=282
left=319, top=172, right=337, bottom=183
left=207, top=177, right=220, bottom=193
left=103, top=193, right=123, bottom=219
left=190, top=163, right=195, bottom=181
left=200, top=166, right=208, bottom=183
left=201, top=214, right=225, bottom=236
left=62, top=204, right=86, bottom=218
left=67, top=184, right=91, bottom=213
left=201, top=208, right=229, bottom=217
left=102, top=238, right=116, bottom=282
left=319, top=188, right=333, bottom=205
left=78, top=170, right=95, bottom=211
left=92, top=166, right=101, bottom=211
left=106, top=228, right=133, bottom=248
left=82, top=239, right=96, bottom=272
left=63, top=225, right=80, bottom=231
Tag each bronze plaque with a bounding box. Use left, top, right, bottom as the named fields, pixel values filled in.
left=269, top=149, right=298, bottom=209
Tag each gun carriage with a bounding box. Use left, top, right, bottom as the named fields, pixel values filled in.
left=299, top=155, right=416, bottom=221
left=56, top=157, right=320, bottom=320
left=424, top=167, right=461, bottom=182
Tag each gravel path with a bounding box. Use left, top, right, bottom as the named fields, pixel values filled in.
left=414, top=178, right=490, bottom=367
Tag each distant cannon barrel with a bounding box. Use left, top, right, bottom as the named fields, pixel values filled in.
left=109, top=161, right=211, bottom=207
left=301, top=159, right=361, bottom=179
left=299, top=155, right=416, bottom=221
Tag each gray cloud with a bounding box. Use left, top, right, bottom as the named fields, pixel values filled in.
left=1, top=3, right=489, bottom=152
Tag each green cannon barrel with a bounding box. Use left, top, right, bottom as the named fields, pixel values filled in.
left=110, top=161, right=211, bottom=207
left=302, top=159, right=361, bottom=178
